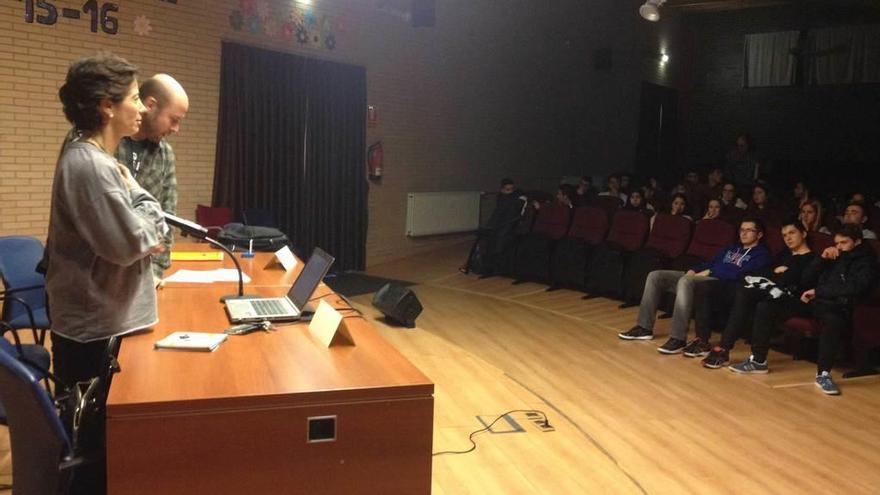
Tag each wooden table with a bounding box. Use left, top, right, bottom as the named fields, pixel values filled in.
left=160, top=241, right=301, bottom=287
left=105, top=245, right=434, bottom=494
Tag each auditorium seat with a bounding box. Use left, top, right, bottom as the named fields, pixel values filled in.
left=669, top=219, right=737, bottom=272
left=491, top=203, right=540, bottom=277
left=549, top=206, right=609, bottom=290
left=620, top=213, right=694, bottom=305
left=720, top=207, right=745, bottom=228
left=195, top=205, right=233, bottom=239
left=782, top=237, right=880, bottom=366
left=763, top=223, right=786, bottom=257
left=512, top=204, right=572, bottom=283
left=848, top=300, right=880, bottom=377
left=867, top=205, right=880, bottom=236
left=808, top=231, right=835, bottom=253
left=594, top=195, right=623, bottom=219
left=583, top=210, right=650, bottom=298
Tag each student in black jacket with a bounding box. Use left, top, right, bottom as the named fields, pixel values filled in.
left=461, top=178, right=526, bottom=275
left=730, top=224, right=878, bottom=395
left=700, top=219, right=817, bottom=368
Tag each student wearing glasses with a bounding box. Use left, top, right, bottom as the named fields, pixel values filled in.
left=619, top=219, right=771, bottom=355
left=701, top=219, right=816, bottom=368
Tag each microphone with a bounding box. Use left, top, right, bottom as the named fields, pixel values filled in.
left=163, top=212, right=209, bottom=239
left=162, top=213, right=252, bottom=301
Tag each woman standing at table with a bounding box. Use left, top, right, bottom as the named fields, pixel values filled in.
left=47, top=54, right=167, bottom=494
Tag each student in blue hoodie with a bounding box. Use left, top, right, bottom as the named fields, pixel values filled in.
left=619, top=218, right=771, bottom=354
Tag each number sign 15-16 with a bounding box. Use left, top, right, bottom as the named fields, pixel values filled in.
left=23, top=0, right=120, bottom=35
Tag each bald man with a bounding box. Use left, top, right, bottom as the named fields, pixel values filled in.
left=63, top=73, right=189, bottom=282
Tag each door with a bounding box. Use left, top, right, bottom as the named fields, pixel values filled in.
left=635, top=82, right=678, bottom=181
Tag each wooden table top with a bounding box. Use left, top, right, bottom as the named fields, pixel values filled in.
left=161, top=242, right=300, bottom=288
left=106, top=244, right=434, bottom=417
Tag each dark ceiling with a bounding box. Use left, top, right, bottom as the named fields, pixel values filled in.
left=665, top=0, right=880, bottom=12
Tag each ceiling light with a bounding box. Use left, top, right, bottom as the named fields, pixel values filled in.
left=639, top=0, right=667, bottom=22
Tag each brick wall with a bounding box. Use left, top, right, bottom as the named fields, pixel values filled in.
left=0, top=0, right=648, bottom=266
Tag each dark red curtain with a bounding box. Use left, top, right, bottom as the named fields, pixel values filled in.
left=213, top=42, right=367, bottom=270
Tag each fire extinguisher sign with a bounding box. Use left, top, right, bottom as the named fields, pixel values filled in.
left=367, top=105, right=378, bottom=127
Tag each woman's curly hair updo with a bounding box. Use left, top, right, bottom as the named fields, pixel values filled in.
left=58, top=54, right=138, bottom=132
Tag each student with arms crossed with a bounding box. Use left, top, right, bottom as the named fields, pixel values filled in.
left=730, top=224, right=878, bottom=395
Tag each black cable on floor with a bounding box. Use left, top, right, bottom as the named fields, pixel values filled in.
left=432, top=409, right=550, bottom=456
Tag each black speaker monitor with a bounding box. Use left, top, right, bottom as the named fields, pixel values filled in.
left=372, top=283, right=423, bottom=328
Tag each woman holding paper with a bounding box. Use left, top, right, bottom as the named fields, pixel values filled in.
left=46, top=54, right=167, bottom=494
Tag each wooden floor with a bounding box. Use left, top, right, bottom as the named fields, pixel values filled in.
left=363, top=242, right=880, bottom=495
left=4, top=241, right=880, bottom=494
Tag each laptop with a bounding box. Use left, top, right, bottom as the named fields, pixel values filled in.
left=224, top=247, right=335, bottom=323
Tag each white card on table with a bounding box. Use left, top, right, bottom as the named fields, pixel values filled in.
left=308, top=300, right=353, bottom=347
left=265, top=245, right=298, bottom=271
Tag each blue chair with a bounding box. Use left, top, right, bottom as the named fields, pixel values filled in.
left=0, top=322, right=50, bottom=384
left=1, top=322, right=52, bottom=441
left=0, top=236, right=51, bottom=346
left=0, top=343, right=80, bottom=494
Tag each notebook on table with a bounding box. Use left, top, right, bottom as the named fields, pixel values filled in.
left=224, top=247, right=335, bottom=323
left=154, top=332, right=228, bottom=352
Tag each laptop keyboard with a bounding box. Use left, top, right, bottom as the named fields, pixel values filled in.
left=252, top=299, right=288, bottom=316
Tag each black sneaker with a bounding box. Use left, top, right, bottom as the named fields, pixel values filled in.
left=657, top=338, right=687, bottom=354
left=701, top=347, right=730, bottom=369
left=618, top=326, right=654, bottom=340
left=682, top=338, right=712, bottom=358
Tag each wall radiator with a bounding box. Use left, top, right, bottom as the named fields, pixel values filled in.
left=406, top=191, right=481, bottom=237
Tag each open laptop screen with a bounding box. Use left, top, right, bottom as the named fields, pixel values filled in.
left=287, top=247, right=335, bottom=310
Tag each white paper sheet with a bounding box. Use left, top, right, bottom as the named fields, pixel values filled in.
left=164, top=269, right=252, bottom=284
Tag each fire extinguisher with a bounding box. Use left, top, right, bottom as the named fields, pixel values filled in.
left=368, top=141, right=383, bottom=179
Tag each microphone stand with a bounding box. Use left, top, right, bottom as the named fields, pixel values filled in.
left=162, top=213, right=256, bottom=302
left=204, top=236, right=257, bottom=302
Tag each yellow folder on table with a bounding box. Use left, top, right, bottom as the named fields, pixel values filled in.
left=170, top=251, right=225, bottom=261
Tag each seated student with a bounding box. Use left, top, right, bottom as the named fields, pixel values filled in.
left=745, top=182, right=783, bottom=226
left=682, top=170, right=706, bottom=210
left=820, top=202, right=877, bottom=239
left=533, top=183, right=575, bottom=210
left=598, top=174, right=627, bottom=206
left=642, top=183, right=663, bottom=212
left=618, top=219, right=771, bottom=354
left=701, top=198, right=722, bottom=221
left=620, top=173, right=633, bottom=196
left=651, top=192, right=691, bottom=230
left=623, top=189, right=653, bottom=215
left=720, top=181, right=748, bottom=210
left=706, top=167, right=724, bottom=199
left=700, top=219, right=816, bottom=368
left=799, top=199, right=825, bottom=233
left=730, top=224, right=878, bottom=395
left=791, top=180, right=812, bottom=216
left=849, top=191, right=868, bottom=205
left=461, top=178, right=526, bottom=275
left=573, top=175, right=597, bottom=207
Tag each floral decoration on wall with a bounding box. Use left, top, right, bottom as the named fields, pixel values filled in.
left=229, top=0, right=343, bottom=50
left=133, top=14, right=152, bottom=36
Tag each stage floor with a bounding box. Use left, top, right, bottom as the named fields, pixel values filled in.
left=361, top=241, right=880, bottom=495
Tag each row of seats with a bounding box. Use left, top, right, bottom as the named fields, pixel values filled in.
left=489, top=202, right=880, bottom=373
